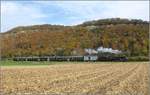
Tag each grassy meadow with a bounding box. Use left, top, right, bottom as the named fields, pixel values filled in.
left=0, top=60, right=146, bottom=67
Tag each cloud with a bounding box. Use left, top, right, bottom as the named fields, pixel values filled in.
left=103, top=1, right=149, bottom=20
left=1, top=1, right=47, bottom=32
left=34, top=1, right=149, bottom=25
left=1, top=1, right=149, bottom=32
left=54, top=1, right=149, bottom=21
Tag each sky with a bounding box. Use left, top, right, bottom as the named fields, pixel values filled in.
left=1, top=1, right=149, bottom=32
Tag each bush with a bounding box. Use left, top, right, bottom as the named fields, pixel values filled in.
left=127, top=56, right=149, bottom=61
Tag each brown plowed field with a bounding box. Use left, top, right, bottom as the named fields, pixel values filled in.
left=1, top=62, right=149, bottom=95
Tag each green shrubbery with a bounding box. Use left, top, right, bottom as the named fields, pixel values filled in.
left=127, top=56, right=149, bottom=61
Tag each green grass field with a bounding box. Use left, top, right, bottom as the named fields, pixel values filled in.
left=0, top=60, right=72, bottom=66
left=0, top=60, right=146, bottom=66
left=0, top=60, right=94, bottom=66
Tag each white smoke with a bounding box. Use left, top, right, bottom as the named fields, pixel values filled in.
left=85, top=49, right=98, bottom=54
left=97, top=47, right=122, bottom=54
left=85, top=47, right=122, bottom=54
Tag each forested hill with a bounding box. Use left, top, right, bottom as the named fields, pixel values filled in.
left=1, top=18, right=149, bottom=58
left=79, top=18, right=148, bottom=26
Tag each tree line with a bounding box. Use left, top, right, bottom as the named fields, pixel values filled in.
left=1, top=18, right=149, bottom=58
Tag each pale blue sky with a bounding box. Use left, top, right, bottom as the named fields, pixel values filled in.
left=1, top=1, right=149, bottom=32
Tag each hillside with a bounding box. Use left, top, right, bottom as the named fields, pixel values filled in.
left=1, top=18, right=149, bottom=58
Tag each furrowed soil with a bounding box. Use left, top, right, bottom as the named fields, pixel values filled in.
left=1, top=62, right=149, bottom=95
